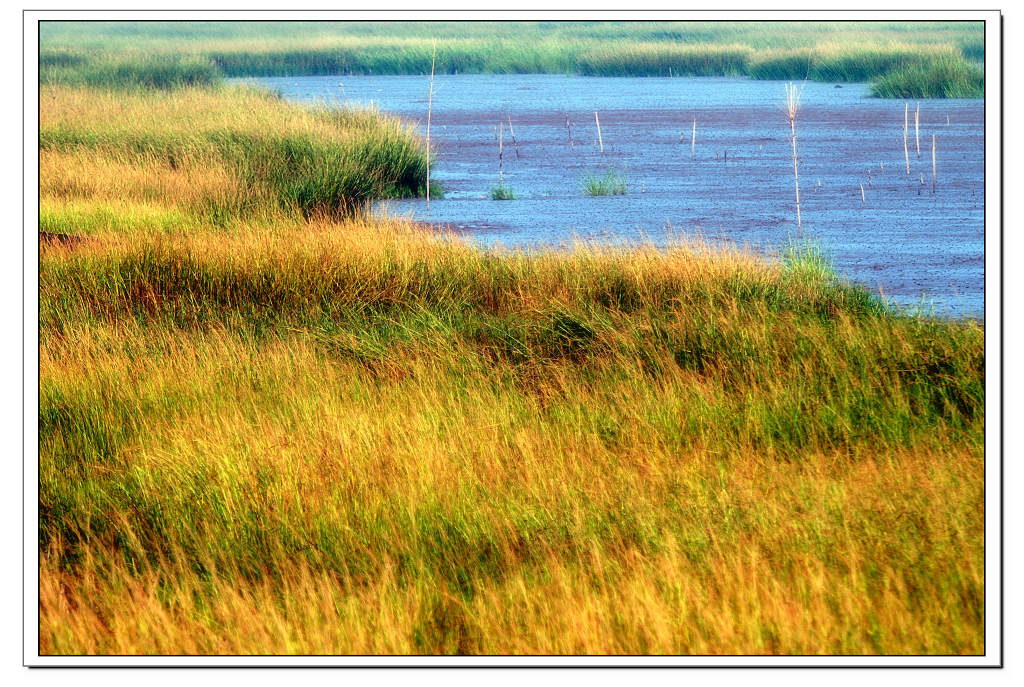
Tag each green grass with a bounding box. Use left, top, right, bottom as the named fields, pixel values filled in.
left=40, top=85, right=436, bottom=222
left=39, top=219, right=985, bottom=654
left=36, top=24, right=985, bottom=655
left=583, top=170, right=628, bottom=196
left=39, top=20, right=984, bottom=55
left=41, top=52, right=221, bottom=90
left=871, top=54, right=985, bottom=98
left=782, top=239, right=837, bottom=287
left=574, top=43, right=750, bottom=77
left=489, top=183, right=517, bottom=200
left=39, top=20, right=985, bottom=98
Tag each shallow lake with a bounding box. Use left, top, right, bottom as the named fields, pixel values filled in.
left=244, top=74, right=985, bottom=318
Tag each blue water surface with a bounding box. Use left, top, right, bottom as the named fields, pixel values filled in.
left=241, top=74, right=986, bottom=319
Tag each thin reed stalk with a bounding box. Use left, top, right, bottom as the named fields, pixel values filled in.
left=595, top=111, right=603, bottom=154
left=426, top=40, right=436, bottom=209
left=904, top=102, right=910, bottom=176
left=915, top=103, right=921, bottom=158
left=507, top=114, right=520, bottom=160
left=691, top=115, right=696, bottom=161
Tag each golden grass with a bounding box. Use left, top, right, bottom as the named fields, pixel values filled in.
left=42, top=84, right=353, bottom=143
left=37, top=83, right=984, bottom=656
left=40, top=148, right=245, bottom=211
left=39, top=221, right=984, bottom=655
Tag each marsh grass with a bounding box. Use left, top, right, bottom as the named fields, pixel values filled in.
left=41, top=52, right=220, bottom=90
left=871, top=54, right=984, bottom=98
left=582, top=170, right=628, bottom=196
left=40, top=21, right=984, bottom=98
left=39, top=218, right=985, bottom=654
left=39, top=85, right=435, bottom=222
left=37, top=44, right=985, bottom=656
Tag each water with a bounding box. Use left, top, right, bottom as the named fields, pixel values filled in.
left=242, top=74, right=985, bottom=318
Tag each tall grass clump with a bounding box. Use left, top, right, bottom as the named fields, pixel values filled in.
left=782, top=240, right=836, bottom=288
left=582, top=169, right=628, bottom=196
left=871, top=55, right=984, bottom=98
left=489, top=183, right=517, bottom=200
left=809, top=44, right=954, bottom=83
left=39, top=85, right=435, bottom=223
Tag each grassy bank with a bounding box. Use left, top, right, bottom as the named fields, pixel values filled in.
left=39, top=85, right=984, bottom=656
left=871, top=54, right=986, bottom=99
left=40, top=85, right=434, bottom=226
left=39, top=220, right=985, bottom=655
left=40, top=20, right=985, bottom=98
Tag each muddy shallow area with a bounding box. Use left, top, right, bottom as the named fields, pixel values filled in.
left=245, top=74, right=985, bottom=318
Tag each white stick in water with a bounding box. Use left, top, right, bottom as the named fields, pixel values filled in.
left=691, top=115, right=696, bottom=161
left=904, top=102, right=910, bottom=176
left=426, top=40, right=436, bottom=209
left=915, top=103, right=920, bottom=158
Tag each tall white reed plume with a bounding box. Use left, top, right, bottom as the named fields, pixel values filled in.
left=785, top=83, right=803, bottom=233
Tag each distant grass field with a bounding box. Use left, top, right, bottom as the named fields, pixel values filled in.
left=39, top=20, right=985, bottom=97
left=38, top=71, right=985, bottom=654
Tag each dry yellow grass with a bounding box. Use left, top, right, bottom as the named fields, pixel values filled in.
left=41, top=84, right=367, bottom=144
left=38, top=82, right=984, bottom=656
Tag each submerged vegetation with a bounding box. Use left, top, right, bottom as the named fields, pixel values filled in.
left=37, top=21, right=985, bottom=656
left=40, top=20, right=984, bottom=98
